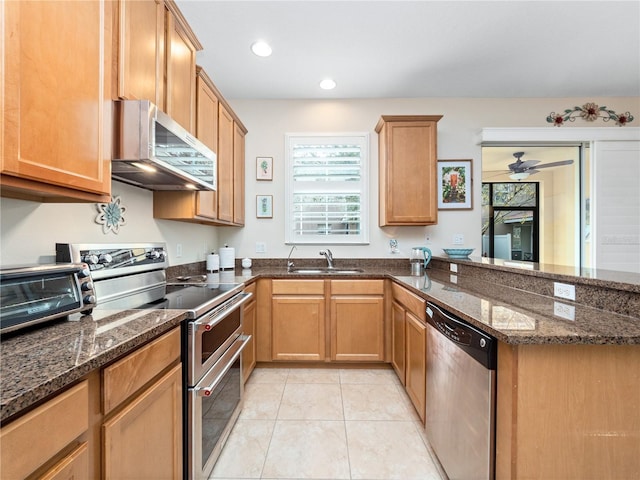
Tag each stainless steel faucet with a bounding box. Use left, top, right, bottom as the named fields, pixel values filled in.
left=287, top=245, right=297, bottom=272
left=319, top=249, right=334, bottom=268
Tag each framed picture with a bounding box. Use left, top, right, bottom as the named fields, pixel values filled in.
left=256, top=195, right=273, bottom=218
left=437, top=159, right=473, bottom=210
left=256, top=156, right=273, bottom=181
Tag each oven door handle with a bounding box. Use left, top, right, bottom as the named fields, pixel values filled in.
left=194, top=292, right=253, bottom=331
left=194, top=334, right=251, bottom=397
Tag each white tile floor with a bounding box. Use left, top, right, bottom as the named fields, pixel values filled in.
left=209, top=367, right=445, bottom=480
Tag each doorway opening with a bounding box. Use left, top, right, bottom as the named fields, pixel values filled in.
left=481, top=145, right=583, bottom=267
left=482, top=183, right=539, bottom=262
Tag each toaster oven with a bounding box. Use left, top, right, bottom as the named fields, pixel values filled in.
left=0, top=264, right=96, bottom=334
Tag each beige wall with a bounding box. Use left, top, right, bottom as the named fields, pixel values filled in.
left=1, top=96, right=638, bottom=267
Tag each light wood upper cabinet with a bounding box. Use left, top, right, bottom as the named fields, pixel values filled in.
left=164, top=1, right=200, bottom=134
left=217, top=103, right=235, bottom=223
left=376, top=115, right=442, bottom=226
left=117, top=0, right=165, bottom=107
left=1, top=0, right=112, bottom=203
left=233, top=123, right=247, bottom=225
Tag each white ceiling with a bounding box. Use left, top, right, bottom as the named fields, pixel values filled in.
left=176, top=1, right=640, bottom=100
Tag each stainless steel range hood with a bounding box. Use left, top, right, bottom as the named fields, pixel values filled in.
left=112, top=100, right=216, bottom=191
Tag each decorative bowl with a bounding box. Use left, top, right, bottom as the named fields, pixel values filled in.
left=442, top=248, right=474, bottom=259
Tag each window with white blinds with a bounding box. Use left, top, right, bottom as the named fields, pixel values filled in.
left=285, top=133, right=369, bottom=244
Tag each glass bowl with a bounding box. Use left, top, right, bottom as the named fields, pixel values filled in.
left=442, top=248, right=474, bottom=259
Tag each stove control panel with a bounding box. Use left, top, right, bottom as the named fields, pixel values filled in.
left=56, top=243, right=168, bottom=280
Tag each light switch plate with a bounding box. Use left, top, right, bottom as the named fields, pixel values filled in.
left=255, top=242, right=266, bottom=253
left=450, top=263, right=458, bottom=273
left=176, top=243, right=183, bottom=258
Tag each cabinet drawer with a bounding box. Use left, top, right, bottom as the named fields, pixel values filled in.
left=391, top=283, right=426, bottom=321
left=244, top=281, right=257, bottom=297
left=103, top=328, right=180, bottom=414
left=0, top=381, right=88, bottom=480
left=40, top=442, right=89, bottom=480
left=272, top=279, right=324, bottom=295
left=331, top=279, right=384, bottom=295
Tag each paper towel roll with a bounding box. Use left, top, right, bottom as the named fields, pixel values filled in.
left=206, top=254, right=219, bottom=272
left=219, top=247, right=235, bottom=270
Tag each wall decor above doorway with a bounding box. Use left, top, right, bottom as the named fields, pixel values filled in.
left=437, top=159, right=473, bottom=210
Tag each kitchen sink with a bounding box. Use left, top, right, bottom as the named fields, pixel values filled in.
left=288, top=267, right=365, bottom=274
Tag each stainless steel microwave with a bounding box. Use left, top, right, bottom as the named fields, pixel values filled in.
left=0, top=264, right=97, bottom=334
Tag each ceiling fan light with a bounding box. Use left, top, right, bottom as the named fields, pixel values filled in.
left=510, top=172, right=530, bottom=181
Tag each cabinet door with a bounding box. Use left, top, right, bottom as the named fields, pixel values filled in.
left=103, top=364, right=182, bottom=479
left=233, top=123, right=246, bottom=225
left=165, top=8, right=196, bottom=133
left=242, top=298, right=257, bottom=383
left=195, top=70, right=219, bottom=219
left=272, top=296, right=325, bottom=361
left=391, top=301, right=406, bottom=384
left=217, top=104, right=234, bottom=223
left=117, top=0, right=164, bottom=107
left=331, top=296, right=384, bottom=362
left=2, top=0, right=112, bottom=200
left=405, top=311, right=427, bottom=423
left=377, top=116, right=441, bottom=225
left=39, top=442, right=89, bottom=480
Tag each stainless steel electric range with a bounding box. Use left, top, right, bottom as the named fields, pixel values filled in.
left=56, top=243, right=252, bottom=480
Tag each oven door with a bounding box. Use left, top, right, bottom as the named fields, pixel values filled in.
left=187, top=334, right=250, bottom=480
left=187, top=292, right=252, bottom=384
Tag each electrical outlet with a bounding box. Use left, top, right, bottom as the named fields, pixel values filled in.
left=176, top=243, right=183, bottom=258
left=554, top=301, right=576, bottom=321
left=453, top=234, right=464, bottom=245
left=255, top=242, right=266, bottom=253
left=554, top=282, right=576, bottom=301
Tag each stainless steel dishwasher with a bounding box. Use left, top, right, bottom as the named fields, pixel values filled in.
left=425, top=302, right=497, bottom=480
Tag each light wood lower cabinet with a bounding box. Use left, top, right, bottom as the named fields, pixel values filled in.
left=496, top=342, right=640, bottom=480
left=330, top=280, right=385, bottom=362
left=272, top=280, right=326, bottom=361
left=0, top=381, right=89, bottom=479
left=391, top=282, right=427, bottom=421
left=405, top=311, right=427, bottom=423
left=242, top=282, right=257, bottom=383
left=391, top=300, right=407, bottom=384
left=103, top=364, right=182, bottom=479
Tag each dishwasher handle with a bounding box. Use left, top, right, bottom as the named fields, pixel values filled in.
left=426, top=301, right=497, bottom=370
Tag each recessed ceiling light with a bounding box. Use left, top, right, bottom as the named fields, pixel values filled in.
left=319, top=79, right=336, bottom=90
left=251, top=40, right=272, bottom=57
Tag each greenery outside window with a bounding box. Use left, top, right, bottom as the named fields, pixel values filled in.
left=285, top=133, right=369, bottom=244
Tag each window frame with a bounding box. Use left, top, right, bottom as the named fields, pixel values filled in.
left=284, top=132, right=370, bottom=245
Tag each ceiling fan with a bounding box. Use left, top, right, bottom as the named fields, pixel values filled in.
left=507, top=151, right=574, bottom=180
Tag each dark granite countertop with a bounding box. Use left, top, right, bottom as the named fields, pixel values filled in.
left=2, top=261, right=638, bottom=423
left=0, top=308, right=186, bottom=422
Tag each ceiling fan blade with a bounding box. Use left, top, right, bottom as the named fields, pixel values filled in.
left=508, top=159, right=540, bottom=171
left=534, top=159, right=574, bottom=169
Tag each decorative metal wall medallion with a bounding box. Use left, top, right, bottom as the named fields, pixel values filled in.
left=95, top=196, right=127, bottom=234
left=547, top=103, right=634, bottom=126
